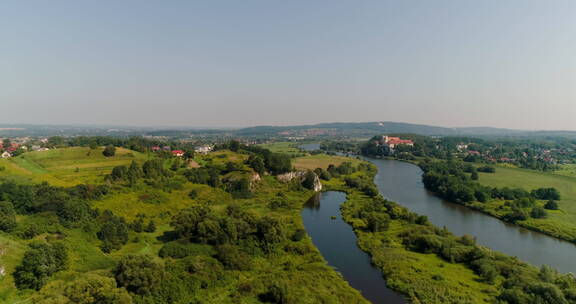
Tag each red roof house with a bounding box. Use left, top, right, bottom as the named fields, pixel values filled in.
left=171, top=150, right=185, bottom=157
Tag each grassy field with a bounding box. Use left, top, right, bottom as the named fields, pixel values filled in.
left=554, top=164, right=576, bottom=178
left=293, top=154, right=363, bottom=170
left=476, top=165, right=576, bottom=241
left=0, top=147, right=149, bottom=186
left=257, top=142, right=303, bottom=154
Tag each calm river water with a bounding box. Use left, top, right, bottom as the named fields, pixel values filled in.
left=370, top=158, right=576, bottom=273
left=302, top=191, right=406, bottom=304
left=301, top=155, right=576, bottom=304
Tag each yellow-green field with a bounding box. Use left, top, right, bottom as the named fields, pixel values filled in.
left=293, top=154, right=362, bottom=170
left=477, top=165, right=576, bottom=241
left=0, top=147, right=149, bottom=186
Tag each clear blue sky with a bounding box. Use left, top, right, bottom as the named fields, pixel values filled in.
left=2, top=1, right=575, bottom=130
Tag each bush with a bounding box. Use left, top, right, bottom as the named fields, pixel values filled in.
left=159, top=241, right=214, bottom=259
left=14, top=242, right=68, bottom=290
left=114, top=254, right=164, bottom=295
left=103, top=145, right=116, bottom=157
left=477, top=166, right=496, bottom=173
left=291, top=229, right=306, bottom=242
left=215, top=244, right=252, bottom=271
left=0, top=201, right=17, bottom=231
left=530, top=206, right=547, bottom=219
left=544, top=200, right=559, bottom=210
left=532, top=188, right=561, bottom=200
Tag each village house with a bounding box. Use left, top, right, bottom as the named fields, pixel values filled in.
left=1, top=151, right=11, bottom=158
left=456, top=144, right=469, bottom=151
left=171, top=150, right=185, bottom=157
left=195, top=145, right=213, bottom=154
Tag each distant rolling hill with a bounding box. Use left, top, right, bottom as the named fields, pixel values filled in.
left=3, top=122, right=576, bottom=139
left=234, top=121, right=535, bottom=137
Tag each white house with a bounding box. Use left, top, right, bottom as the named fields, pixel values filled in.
left=1, top=152, right=12, bottom=158
left=195, top=145, right=213, bottom=154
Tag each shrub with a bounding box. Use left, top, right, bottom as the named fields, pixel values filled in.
left=0, top=201, right=17, bottom=231
left=103, top=145, right=116, bottom=157
left=544, top=200, right=559, bottom=210
left=530, top=206, right=547, bottom=219
left=14, top=242, right=68, bottom=290
left=114, top=254, right=164, bottom=295
left=215, top=244, right=252, bottom=271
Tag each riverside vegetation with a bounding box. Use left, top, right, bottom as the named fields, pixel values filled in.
left=328, top=162, right=576, bottom=304
left=418, top=159, right=576, bottom=243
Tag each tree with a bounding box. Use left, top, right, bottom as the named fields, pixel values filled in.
left=114, top=255, right=164, bottom=295
left=471, top=171, right=479, bottom=180
left=97, top=213, right=129, bottom=252
left=0, top=201, right=16, bottom=231
left=170, top=206, right=212, bottom=240
left=247, top=155, right=265, bottom=175
left=215, top=244, right=252, bottom=270
left=14, top=242, right=68, bottom=290
left=126, top=161, right=143, bottom=183
left=532, top=188, right=561, bottom=200
left=103, top=145, right=116, bottom=157
left=229, top=140, right=241, bottom=152
left=256, top=216, right=286, bottom=251
left=36, top=274, right=133, bottom=304
left=183, top=149, right=195, bottom=160
left=2, top=138, right=11, bottom=151
left=531, top=206, right=547, bottom=219
left=170, top=158, right=181, bottom=171
left=131, top=218, right=144, bottom=233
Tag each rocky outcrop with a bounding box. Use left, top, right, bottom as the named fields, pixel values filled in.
left=277, top=171, right=322, bottom=192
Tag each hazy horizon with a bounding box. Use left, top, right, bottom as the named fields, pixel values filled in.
left=3, top=1, right=576, bottom=130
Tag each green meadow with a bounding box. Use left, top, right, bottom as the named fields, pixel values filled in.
left=293, top=154, right=362, bottom=171
left=476, top=165, right=576, bottom=241
left=0, top=147, right=149, bottom=186
left=256, top=142, right=303, bottom=155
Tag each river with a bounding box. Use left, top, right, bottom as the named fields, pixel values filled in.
left=301, top=155, right=576, bottom=304
left=369, top=158, right=576, bottom=273
left=302, top=191, right=406, bottom=304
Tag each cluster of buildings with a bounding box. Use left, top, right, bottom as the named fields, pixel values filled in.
left=457, top=142, right=565, bottom=165
left=0, top=140, right=50, bottom=158
left=378, top=136, right=414, bottom=149
left=149, top=145, right=213, bottom=157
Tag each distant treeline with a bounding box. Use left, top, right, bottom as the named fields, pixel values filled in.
left=360, top=134, right=574, bottom=171
left=46, top=135, right=195, bottom=154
